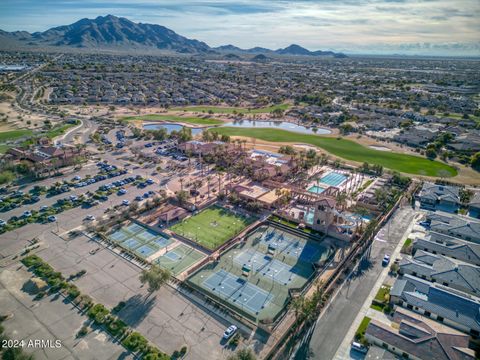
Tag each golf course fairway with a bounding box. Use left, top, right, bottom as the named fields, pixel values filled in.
left=212, top=127, right=457, bottom=177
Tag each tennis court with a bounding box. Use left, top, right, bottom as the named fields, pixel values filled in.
left=170, top=205, right=255, bottom=250
left=234, top=250, right=303, bottom=285
left=108, top=222, right=174, bottom=260
left=155, top=243, right=206, bottom=275
left=202, top=270, right=273, bottom=315
left=187, top=224, right=336, bottom=323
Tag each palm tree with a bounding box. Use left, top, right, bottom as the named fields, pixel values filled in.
left=335, top=192, right=348, bottom=211
left=139, top=265, right=171, bottom=297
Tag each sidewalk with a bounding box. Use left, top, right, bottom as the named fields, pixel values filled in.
left=333, top=207, right=417, bottom=360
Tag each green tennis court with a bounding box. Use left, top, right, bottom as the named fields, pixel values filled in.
left=154, top=243, right=206, bottom=275
left=170, top=206, right=255, bottom=250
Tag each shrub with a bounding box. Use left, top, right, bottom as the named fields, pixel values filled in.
left=21, top=255, right=42, bottom=268
left=122, top=332, right=148, bottom=352
left=179, top=346, right=187, bottom=355
left=77, top=326, right=88, bottom=338
left=112, top=301, right=126, bottom=313
left=107, top=318, right=127, bottom=336
left=88, top=303, right=109, bottom=321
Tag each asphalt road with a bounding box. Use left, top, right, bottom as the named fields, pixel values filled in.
left=294, top=206, right=415, bottom=360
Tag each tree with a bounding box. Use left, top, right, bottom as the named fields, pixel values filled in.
left=176, top=190, right=188, bottom=205
left=227, top=348, right=256, bottom=360
left=139, top=265, right=171, bottom=296
left=471, top=152, right=480, bottom=171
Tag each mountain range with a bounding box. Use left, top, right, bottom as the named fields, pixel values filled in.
left=0, top=15, right=346, bottom=58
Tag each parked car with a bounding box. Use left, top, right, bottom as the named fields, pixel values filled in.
left=117, top=189, right=127, bottom=195
left=22, top=211, right=32, bottom=218
left=47, top=215, right=57, bottom=222
left=0, top=219, right=6, bottom=226
left=70, top=195, right=78, bottom=201
left=122, top=199, right=130, bottom=206
left=85, top=215, right=95, bottom=221
left=40, top=205, right=49, bottom=212
left=351, top=342, right=368, bottom=354
left=382, top=254, right=391, bottom=266
left=222, top=325, right=237, bottom=340
left=146, top=178, right=154, bottom=184
left=135, top=196, right=142, bottom=201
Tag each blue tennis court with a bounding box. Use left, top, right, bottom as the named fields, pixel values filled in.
left=152, top=236, right=172, bottom=248
left=165, top=251, right=181, bottom=261
left=319, top=172, right=347, bottom=187
left=136, top=229, right=159, bottom=242
left=234, top=250, right=300, bottom=284
left=122, top=238, right=141, bottom=250
left=135, top=244, right=157, bottom=257
left=125, top=223, right=144, bottom=234
left=109, top=230, right=129, bottom=242
left=202, top=270, right=273, bottom=314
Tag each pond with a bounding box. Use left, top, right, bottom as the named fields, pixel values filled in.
left=143, top=123, right=203, bottom=135
left=143, top=119, right=332, bottom=137
left=222, top=120, right=331, bottom=135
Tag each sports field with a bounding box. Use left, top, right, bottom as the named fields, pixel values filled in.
left=155, top=243, right=206, bottom=276
left=170, top=206, right=254, bottom=250
left=108, top=222, right=174, bottom=260
left=0, top=129, right=33, bottom=141
left=187, top=224, right=335, bottom=323
left=211, top=127, right=457, bottom=177
left=173, top=103, right=290, bottom=114
left=121, top=114, right=222, bottom=125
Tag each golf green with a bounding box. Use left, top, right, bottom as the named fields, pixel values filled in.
left=212, top=127, right=457, bottom=177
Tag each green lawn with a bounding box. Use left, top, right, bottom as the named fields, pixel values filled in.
left=170, top=206, right=254, bottom=250
left=212, top=127, right=457, bottom=177
left=0, top=144, right=11, bottom=154
left=121, top=114, right=223, bottom=125
left=0, top=129, right=33, bottom=142
left=174, top=103, right=290, bottom=114
left=355, top=316, right=371, bottom=340
left=374, top=285, right=391, bottom=303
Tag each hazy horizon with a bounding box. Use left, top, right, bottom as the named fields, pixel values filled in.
left=1, top=0, right=479, bottom=56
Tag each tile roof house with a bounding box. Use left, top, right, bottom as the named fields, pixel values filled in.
left=469, top=192, right=480, bottom=219
left=426, top=213, right=480, bottom=244
left=390, top=274, right=480, bottom=336
left=413, top=232, right=480, bottom=266
left=365, top=307, right=475, bottom=360
left=418, top=183, right=461, bottom=213
left=399, top=250, right=480, bottom=296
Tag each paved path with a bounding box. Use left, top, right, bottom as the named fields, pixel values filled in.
left=332, top=208, right=419, bottom=360
left=294, top=206, right=415, bottom=360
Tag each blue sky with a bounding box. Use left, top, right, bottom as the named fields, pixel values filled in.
left=1, top=0, right=479, bottom=56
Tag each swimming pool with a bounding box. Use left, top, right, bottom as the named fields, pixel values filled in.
left=308, top=185, right=326, bottom=194
left=319, top=172, right=348, bottom=187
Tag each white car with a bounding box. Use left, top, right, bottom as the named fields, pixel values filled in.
left=382, top=254, right=391, bottom=266
left=85, top=215, right=96, bottom=221
left=0, top=219, right=6, bottom=226
left=222, top=325, right=238, bottom=340
left=22, top=211, right=32, bottom=218
left=351, top=341, right=368, bottom=354
left=122, top=199, right=130, bottom=206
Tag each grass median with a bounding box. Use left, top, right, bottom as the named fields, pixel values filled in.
left=211, top=127, right=458, bottom=177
